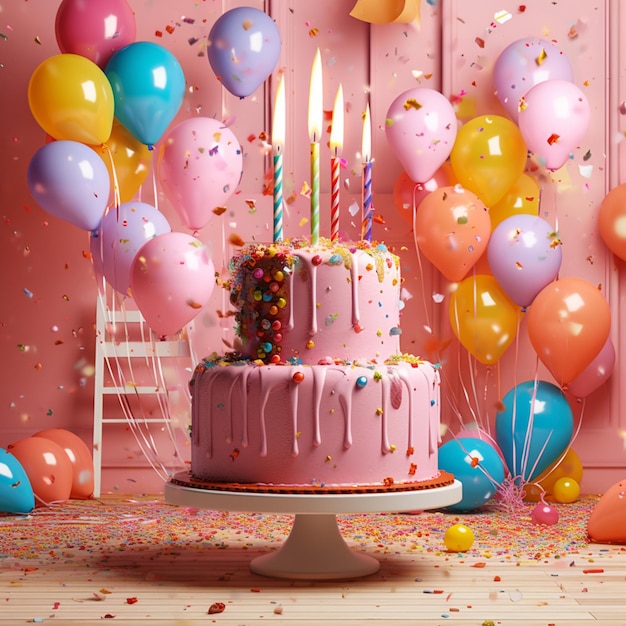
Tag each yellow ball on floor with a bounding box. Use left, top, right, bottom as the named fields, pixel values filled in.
left=552, top=477, right=580, bottom=503
left=444, top=523, right=475, bottom=552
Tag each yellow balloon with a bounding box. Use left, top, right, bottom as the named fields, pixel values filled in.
left=489, top=173, right=540, bottom=230
left=449, top=274, right=520, bottom=365
left=28, top=53, right=114, bottom=145
left=92, top=120, right=152, bottom=204
left=552, top=477, right=580, bottom=503
left=524, top=448, right=583, bottom=501
left=450, top=115, right=527, bottom=207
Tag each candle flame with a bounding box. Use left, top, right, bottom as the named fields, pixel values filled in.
left=272, top=73, right=285, bottom=153
left=361, top=102, right=372, bottom=163
left=308, top=48, right=323, bottom=142
left=330, top=84, right=344, bottom=156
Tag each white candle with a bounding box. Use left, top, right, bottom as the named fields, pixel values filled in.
left=308, top=48, right=323, bottom=245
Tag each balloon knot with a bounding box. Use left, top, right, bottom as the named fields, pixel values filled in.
left=148, top=144, right=154, bottom=151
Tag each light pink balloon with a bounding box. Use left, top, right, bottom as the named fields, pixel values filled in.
left=385, top=88, right=458, bottom=184
left=493, top=37, right=573, bottom=122
left=55, top=0, right=136, bottom=69
left=130, top=232, right=216, bottom=337
left=518, top=79, right=590, bottom=171
left=566, top=337, right=615, bottom=398
left=157, top=118, right=243, bottom=231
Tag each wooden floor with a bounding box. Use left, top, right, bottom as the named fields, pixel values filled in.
left=1, top=494, right=625, bottom=625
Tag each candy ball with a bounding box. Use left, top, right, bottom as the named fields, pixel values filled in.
left=552, top=477, right=580, bottom=503
left=444, top=523, right=475, bottom=552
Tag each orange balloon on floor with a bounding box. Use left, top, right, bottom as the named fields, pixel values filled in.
left=588, top=479, right=626, bottom=544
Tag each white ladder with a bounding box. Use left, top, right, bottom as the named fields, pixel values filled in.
left=92, top=298, right=192, bottom=496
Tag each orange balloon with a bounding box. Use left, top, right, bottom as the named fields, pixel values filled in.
left=526, top=277, right=611, bottom=385
left=525, top=448, right=584, bottom=501
left=588, top=479, right=626, bottom=543
left=7, top=437, right=73, bottom=506
left=598, top=182, right=626, bottom=262
left=92, top=119, right=151, bottom=204
left=34, top=428, right=94, bottom=499
left=414, top=185, right=491, bottom=282
left=489, top=173, right=540, bottom=230
left=393, top=163, right=456, bottom=228
left=449, top=274, right=521, bottom=364
left=450, top=115, right=527, bottom=207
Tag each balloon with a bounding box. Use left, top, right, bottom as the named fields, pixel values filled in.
left=518, top=79, right=590, bottom=171
left=487, top=214, right=563, bottom=308
left=413, top=185, right=491, bottom=282
left=130, top=232, right=216, bottom=337
left=495, top=380, right=574, bottom=482
left=28, top=140, right=110, bottom=231
left=588, top=479, right=626, bottom=544
left=157, top=118, right=243, bottom=231
left=105, top=42, right=185, bottom=146
left=489, top=173, right=540, bottom=230
left=439, top=437, right=505, bottom=512
left=55, top=0, right=136, bottom=68
left=526, top=277, right=611, bottom=385
left=449, top=274, right=520, bottom=365
left=385, top=87, right=458, bottom=183
left=598, top=183, right=626, bottom=262
left=7, top=437, right=73, bottom=505
left=532, top=448, right=584, bottom=499
left=450, top=115, right=527, bottom=206
left=91, top=202, right=172, bottom=296
left=493, top=37, right=574, bottom=122
left=0, top=448, right=35, bottom=514
left=392, top=164, right=456, bottom=228
left=28, top=53, right=114, bottom=145
left=531, top=500, right=559, bottom=525
left=552, top=477, right=580, bottom=503
left=33, top=429, right=94, bottom=499
left=443, top=524, right=475, bottom=552
left=207, top=7, right=281, bottom=98
left=92, top=119, right=151, bottom=204
left=566, top=337, right=615, bottom=398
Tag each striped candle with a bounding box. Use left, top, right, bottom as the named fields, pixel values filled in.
left=329, top=84, right=344, bottom=242
left=272, top=73, right=285, bottom=242
left=308, top=48, right=323, bottom=245
left=361, top=103, right=373, bottom=242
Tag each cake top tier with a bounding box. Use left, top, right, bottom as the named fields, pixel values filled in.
left=228, top=237, right=403, bottom=365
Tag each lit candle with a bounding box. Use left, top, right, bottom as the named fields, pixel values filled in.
left=308, top=48, right=323, bottom=245
left=361, top=102, right=373, bottom=242
left=272, top=73, right=285, bottom=242
left=330, top=84, right=344, bottom=242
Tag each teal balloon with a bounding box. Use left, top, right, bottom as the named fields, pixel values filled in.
left=438, top=437, right=505, bottom=512
left=495, top=380, right=573, bottom=482
left=0, top=448, right=35, bottom=513
left=106, top=41, right=185, bottom=146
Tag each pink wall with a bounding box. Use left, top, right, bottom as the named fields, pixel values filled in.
left=1, top=0, right=624, bottom=494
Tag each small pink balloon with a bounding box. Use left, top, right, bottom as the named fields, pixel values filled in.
left=531, top=498, right=559, bottom=526
left=55, top=0, right=136, bottom=69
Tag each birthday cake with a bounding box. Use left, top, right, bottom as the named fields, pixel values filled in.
left=181, top=237, right=448, bottom=493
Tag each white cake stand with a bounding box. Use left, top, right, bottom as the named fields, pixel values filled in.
left=164, top=476, right=462, bottom=580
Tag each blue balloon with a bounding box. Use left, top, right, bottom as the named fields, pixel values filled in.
left=495, top=380, right=573, bottom=482
left=106, top=42, right=185, bottom=146
left=439, top=437, right=505, bottom=512
left=0, top=448, right=35, bottom=514
left=207, top=7, right=281, bottom=98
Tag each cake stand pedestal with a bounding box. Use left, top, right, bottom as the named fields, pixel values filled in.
left=164, top=476, right=462, bottom=580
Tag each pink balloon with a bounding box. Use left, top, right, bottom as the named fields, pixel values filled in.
left=157, top=118, right=243, bottom=231
left=487, top=214, right=563, bottom=308
left=91, top=202, right=172, bottom=296
left=518, top=79, right=590, bottom=171
left=130, top=232, right=216, bottom=337
left=385, top=88, right=458, bottom=184
left=566, top=337, right=616, bottom=398
left=493, top=37, right=573, bottom=122
left=531, top=501, right=559, bottom=525
left=55, top=0, right=136, bottom=69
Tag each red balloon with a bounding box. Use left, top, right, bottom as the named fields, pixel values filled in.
left=8, top=437, right=73, bottom=506
left=34, top=429, right=94, bottom=499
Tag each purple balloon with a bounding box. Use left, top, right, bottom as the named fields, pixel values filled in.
left=28, top=140, right=110, bottom=231
left=487, top=214, right=562, bottom=308
left=91, top=201, right=171, bottom=296
left=207, top=7, right=281, bottom=98
left=493, top=37, right=573, bottom=122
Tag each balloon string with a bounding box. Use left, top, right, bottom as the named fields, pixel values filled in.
left=102, top=143, right=121, bottom=210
